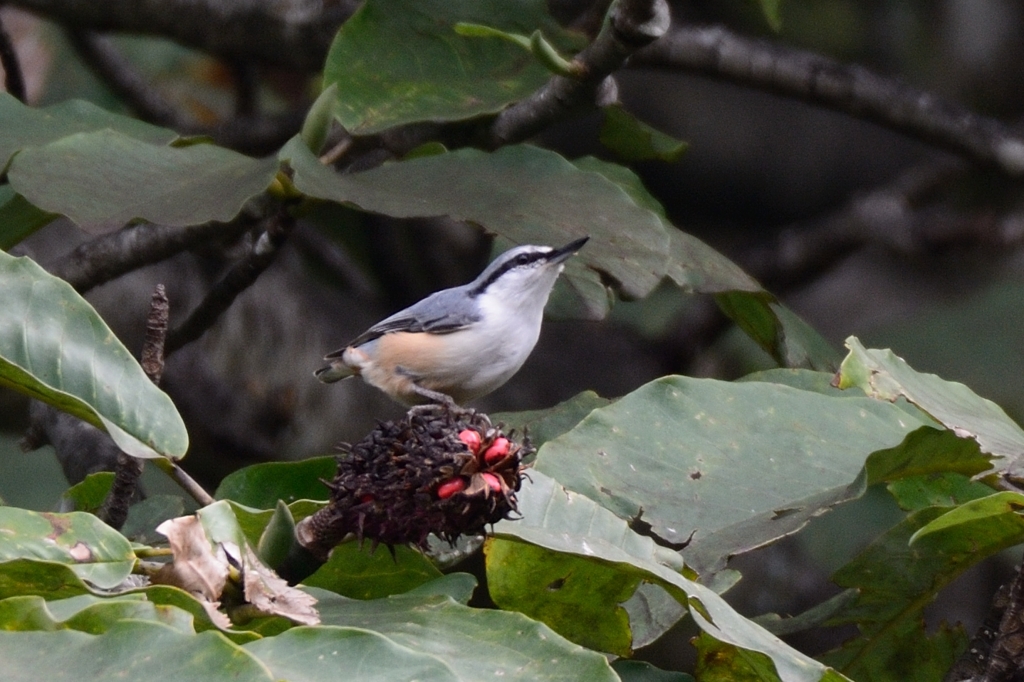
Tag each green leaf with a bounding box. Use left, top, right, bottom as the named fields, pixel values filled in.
left=135, top=585, right=263, bottom=642
left=695, top=632, right=794, bottom=681
left=600, top=105, right=688, bottom=163
left=0, top=621, right=273, bottom=682
left=282, top=138, right=669, bottom=314
left=121, top=495, right=187, bottom=544
left=826, top=620, right=964, bottom=682
left=0, top=92, right=177, bottom=171
left=0, top=560, right=261, bottom=642
left=323, top=0, right=582, bottom=134
left=256, top=501, right=296, bottom=570
left=302, top=544, right=443, bottom=600
left=494, top=471, right=851, bottom=682
left=821, top=507, right=985, bottom=679
left=717, top=291, right=840, bottom=371
left=756, top=0, right=783, bottom=31
left=570, top=155, right=836, bottom=370
left=492, top=390, right=612, bottom=450
left=838, top=336, right=1024, bottom=479
left=0, top=508, right=135, bottom=589
left=908, top=490, right=1024, bottom=544
left=0, top=559, right=93, bottom=601
left=404, top=572, right=478, bottom=603
left=612, top=659, right=695, bottom=682
left=228, top=501, right=324, bottom=548
left=314, top=583, right=620, bottom=681
left=0, top=251, right=188, bottom=459
left=454, top=22, right=532, bottom=50
left=864, top=424, right=991, bottom=484
left=485, top=538, right=638, bottom=656
left=299, top=83, right=339, bottom=155
left=215, top=457, right=335, bottom=507
left=62, top=472, right=115, bottom=513
left=886, top=471, right=995, bottom=512
left=534, top=375, right=932, bottom=575
left=8, top=130, right=279, bottom=231
left=244, top=626, right=462, bottom=681
left=571, top=157, right=762, bottom=298
left=0, top=186, right=57, bottom=250
left=0, top=593, right=194, bottom=634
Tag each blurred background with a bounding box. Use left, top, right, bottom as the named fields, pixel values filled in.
left=1, top=0, right=1023, bottom=665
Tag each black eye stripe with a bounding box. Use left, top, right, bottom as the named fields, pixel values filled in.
left=469, top=250, right=551, bottom=296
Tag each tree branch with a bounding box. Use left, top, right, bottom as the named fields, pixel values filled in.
left=166, top=211, right=296, bottom=354
left=0, top=10, right=27, bottom=102
left=485, top=0, right=670, bottom=147
left=633, top=26, right=1024, bottom=176
left=65, top=28, right=178, bottom=125
left=45, top=211, right=261, bottom=294
left=737, top=157, right=972, bottom=288
left=6, top=0, right=354, bottom=72
left=66, top=29, right=304, bottom=154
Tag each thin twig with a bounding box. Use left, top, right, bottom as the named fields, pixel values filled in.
left=165, top=211, right=296, bottom=354
left=46, top=211, right=259, bottom=294
left=152, top=458, right=215, bottom=507
left=633, top=26, right=1024, bottom=177
left=318, top=135, right=353, bottom=166
left=485, top=0, right=670, bottom=147
left=0, top=10, right=26, bottom=102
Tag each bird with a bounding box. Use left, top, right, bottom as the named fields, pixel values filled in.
left=315, top=236, right=589, bottom=406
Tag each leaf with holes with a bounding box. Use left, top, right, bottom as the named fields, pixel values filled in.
left=837, top=336, right=1024, bottom=479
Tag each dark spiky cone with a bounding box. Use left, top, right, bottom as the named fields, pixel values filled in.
left=296, top=405, right=529, bottom=560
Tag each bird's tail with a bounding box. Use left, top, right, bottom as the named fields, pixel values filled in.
left=314, top=360, right=356, bottom=383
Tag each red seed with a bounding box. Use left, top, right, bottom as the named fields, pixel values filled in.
left=483, top=437, right=511, bottom=464
left=458, top=429, right=483, bottom=454
left=481, top=472, right=502, bottom=492
left=437, top=477, right=467, bottom=499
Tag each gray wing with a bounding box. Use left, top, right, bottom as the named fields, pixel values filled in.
left=324, top=286, right=481, bottom=358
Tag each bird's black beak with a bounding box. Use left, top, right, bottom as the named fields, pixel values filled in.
left=550, top=236, right=589, bottom=263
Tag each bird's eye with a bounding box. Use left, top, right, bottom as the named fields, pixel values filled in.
left=514, top=253, right=532, bottom=266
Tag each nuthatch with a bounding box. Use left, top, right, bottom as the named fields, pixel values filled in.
left=316, top=237, right=589, bottom=405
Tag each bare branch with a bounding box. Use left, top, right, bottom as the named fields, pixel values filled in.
left=45, top=212, right=260, bottom=294
left=485, top=0, right=670, bottom=147
left=6, top=0, right=354, bottom=71
left=66, top=29, right=303, bottom=154
left=633, top=26, right=1024, bottom=176
left=166, top=211, right=296, bottom=354
left=65, top=28, right=177, bottom=126
left=738, top=158, right=969, bottom=288
left=0, top=10, right=27, bottom=102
